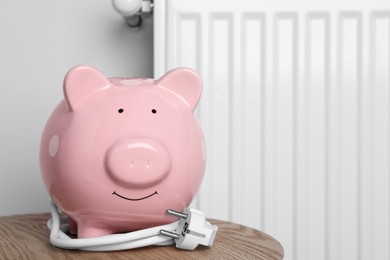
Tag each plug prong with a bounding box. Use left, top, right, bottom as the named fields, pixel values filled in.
left=160, top=229, right=180, bottom=240
left=167, top=209, right=188, bottom=219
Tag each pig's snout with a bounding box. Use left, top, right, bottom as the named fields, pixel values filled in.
left=106, top=138, right=171, bottom=188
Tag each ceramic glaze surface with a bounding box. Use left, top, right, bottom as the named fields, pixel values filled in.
left=40, top=65, right=205, bottom=238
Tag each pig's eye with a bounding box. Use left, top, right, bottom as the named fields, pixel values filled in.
left=118, top=108, right=124, bottom=113
left=151, top=109, right=157, bottom=114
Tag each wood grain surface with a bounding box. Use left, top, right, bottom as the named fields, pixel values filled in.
left=0, top=213, right=283, bottom=259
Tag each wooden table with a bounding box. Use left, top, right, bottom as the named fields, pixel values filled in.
left=0, top=213, right=283, bottom=259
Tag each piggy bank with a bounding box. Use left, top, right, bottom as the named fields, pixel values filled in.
left=40, top=65, right=206, bottom=238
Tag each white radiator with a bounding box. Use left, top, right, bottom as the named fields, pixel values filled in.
left=154, top=0, right=390, bottom=259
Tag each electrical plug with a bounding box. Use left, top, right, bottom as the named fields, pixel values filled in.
left=160, top=208, right=218, bottom=250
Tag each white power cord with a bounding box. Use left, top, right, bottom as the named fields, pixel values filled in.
left=47, top=201, right=218, bottom=251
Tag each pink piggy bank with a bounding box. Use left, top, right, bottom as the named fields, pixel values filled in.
left=40, top=65, right=206, bottom=238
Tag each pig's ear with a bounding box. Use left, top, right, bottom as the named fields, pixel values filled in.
left=63, top=65, right=111, bottom=111
left=157, top=68, right=202, bottom=112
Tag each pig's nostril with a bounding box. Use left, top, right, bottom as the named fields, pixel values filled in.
left=130, top=159, right=135, bottom=168
left=146, top=159, right=151, bottom=169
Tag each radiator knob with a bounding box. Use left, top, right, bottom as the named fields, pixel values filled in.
left=112, top=0, right=142, bottom=18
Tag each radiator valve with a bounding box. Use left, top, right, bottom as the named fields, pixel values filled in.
left=112, top=0, right=153, bottom=27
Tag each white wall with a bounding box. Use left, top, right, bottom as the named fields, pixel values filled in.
left=0, top=0, right=153, bottom=216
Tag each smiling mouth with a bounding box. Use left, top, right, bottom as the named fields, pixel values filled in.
left=112, top=191, right=158, bottom=201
